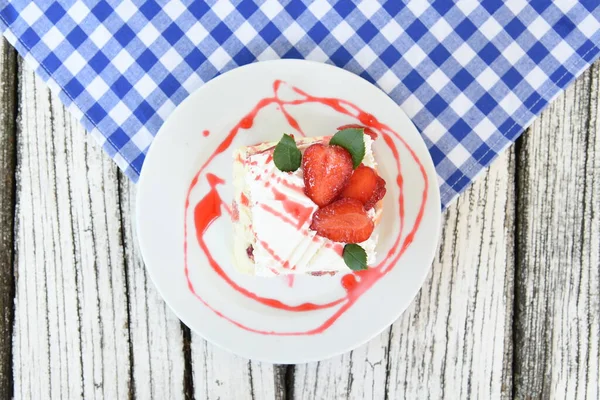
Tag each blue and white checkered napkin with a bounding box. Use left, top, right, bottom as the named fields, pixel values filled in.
left=1, top=1, right=599, bottom=206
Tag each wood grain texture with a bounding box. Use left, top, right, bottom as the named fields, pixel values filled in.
left=191, top=334, right=286, bottom=400
left=386, top=150, right=515, bottom=400
left=388, top=150, right=515, bottom=399
left=13, top=59, right=130, bottom=400
left=514, top=62, right=600, bottom=399
left=294, top=150, right=515, bottom=399
left=118, top=176, right=187, bottom=399
left=13, top=59, right=190, bottom=399
left=0, top=37, right=17, bottom=400
left=293, top=329, right=389, bottom=400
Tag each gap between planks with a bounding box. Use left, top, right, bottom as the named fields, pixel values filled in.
left=0, top=37, right=18, bottom=400
left=513, top=58, right=600, bottom=399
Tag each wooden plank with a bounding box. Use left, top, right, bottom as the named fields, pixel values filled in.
left=190, top=334, right=286, bottom=400
left=293, top=330, right=390, bottom=399
left=514, top=61, right=600, bottom=399
left=294, top=148, right=515, bottom=398
left=0, top=38, right=17, bottom=400
left=118, top=175, right=187, bottom=399
left=13, top=59, right=190, bottom=399
left=13, top=59, right=130, bottom=399
left=386, top=149, right=515, bottom=399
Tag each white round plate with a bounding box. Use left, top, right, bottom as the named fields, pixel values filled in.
left=137, top=59, right=441, bottom=363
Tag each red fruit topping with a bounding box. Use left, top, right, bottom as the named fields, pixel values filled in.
left=240, top=193, right=250, bottom=206
left=310, top=271, right=337, bottom=276
left=341, top=274, right=358, bottom=291
left=302, top=144, right=353, bottom=207
left=309, top=198, right=374, bottom=243
left=340, top=165, right=386, bottom=209
left=231, top=201, right=240, bottom=222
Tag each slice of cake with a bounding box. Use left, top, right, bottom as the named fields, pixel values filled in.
left=232, top=131, right=385, bottom=276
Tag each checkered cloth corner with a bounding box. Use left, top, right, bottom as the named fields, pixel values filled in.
left=1, top=1, right=599, bottom=207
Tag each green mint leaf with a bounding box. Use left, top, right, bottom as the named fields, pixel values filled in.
left=343, top=244, right=368, bottom=271
left=273, top=134, right=302, bottom=172
left=329, top=128, right=365, bottom=169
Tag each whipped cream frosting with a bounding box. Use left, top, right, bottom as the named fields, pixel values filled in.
left=232, top=135, right=378, bottom=276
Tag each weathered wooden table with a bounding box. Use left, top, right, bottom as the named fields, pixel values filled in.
left=0, top=38, right=598, bottom=399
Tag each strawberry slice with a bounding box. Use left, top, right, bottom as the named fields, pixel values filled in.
left=340, top=165, right=386, bottom=209
left=310, top=198, right=374, bottom=243
left=302, top=144, right=353, bottom=207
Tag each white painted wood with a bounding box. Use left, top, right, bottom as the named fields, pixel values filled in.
left=386, top=149, right=515, bottom=399
left=12, top=59, right=190, bottom=399
left=191, top=334, right=284, bottom=400
left=13, top=59, right=130, bottom=400
left=294, top=150, right=515, bottom=399
left=119, top=178, right=187, bottom=399
left=294, top=330, right=389, bottom=400
left=514, top=63, right=600, bottom=399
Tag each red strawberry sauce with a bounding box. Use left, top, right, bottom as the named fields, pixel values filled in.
left=183, top=80, right=429, bottom=335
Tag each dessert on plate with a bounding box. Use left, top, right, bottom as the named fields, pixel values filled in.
left=231, top=128, right=386, bottom=276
